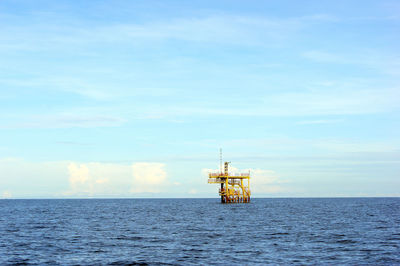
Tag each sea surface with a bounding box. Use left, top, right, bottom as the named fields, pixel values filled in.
left=0, top=198, right=399, bottom=265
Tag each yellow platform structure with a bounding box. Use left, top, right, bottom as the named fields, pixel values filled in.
left=208, top=161, right=251, bottom=203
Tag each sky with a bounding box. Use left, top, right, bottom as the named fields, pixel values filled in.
left=0, top=0, right=399, bottom=198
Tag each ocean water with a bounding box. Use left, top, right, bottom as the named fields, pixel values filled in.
left=0, top=198, right=399, bottom=265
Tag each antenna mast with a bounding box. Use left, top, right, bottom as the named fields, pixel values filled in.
left=207, top=149, right=251, bottom=203
left=220, top=148, right=222, bottom=174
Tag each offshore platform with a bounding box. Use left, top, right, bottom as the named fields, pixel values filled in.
left=208, top=150, right=251, bottom=203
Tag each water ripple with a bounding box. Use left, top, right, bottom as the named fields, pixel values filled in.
left=0, top=198, right=399, bottom=265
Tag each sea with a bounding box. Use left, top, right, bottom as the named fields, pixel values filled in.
left=0, top=198, right=399, bottom=265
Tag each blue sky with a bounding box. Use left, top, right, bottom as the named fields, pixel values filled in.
left=0, top=0, right=399, bottom=198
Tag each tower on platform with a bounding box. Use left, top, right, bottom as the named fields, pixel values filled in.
left=207, top=151, right=251, bottom=203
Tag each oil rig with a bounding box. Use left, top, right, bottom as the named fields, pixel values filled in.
left=208, top=151, right=251, bottom=203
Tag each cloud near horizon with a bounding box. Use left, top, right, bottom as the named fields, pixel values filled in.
left=64, top=162, right=168, bottom=196
left=245, top=168, right=287, bottom=194
left=2, top=190, right=12, bottom=199
left=131, top=163, right=167, bottom=193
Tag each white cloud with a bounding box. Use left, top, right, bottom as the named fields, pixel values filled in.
left=245, top=168, right=287, bottom=194
left=202, top=167, right=221, bottom=176
left=64, top=162, right=169, bottom=196
left=95, top=178, right=109, bottom=184
left=1, top=157, right=399, bottom=198
left=0, top=159, right=172, bottom=197
left=188, top=189, right=197, bottom=194
left=0, top=158, right=69, bottom=198
left=131, top=163, right=167, bottom=193
left=67, top=163, right=91, bottom=194
left=2, top=191, right=12, bottom=199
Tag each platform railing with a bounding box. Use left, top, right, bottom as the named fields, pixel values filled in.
left=208, top=178, right=225, bottom=183
left=209, top=172, right=250, bottom=177
left=228, top=180, right=241, bottom=185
